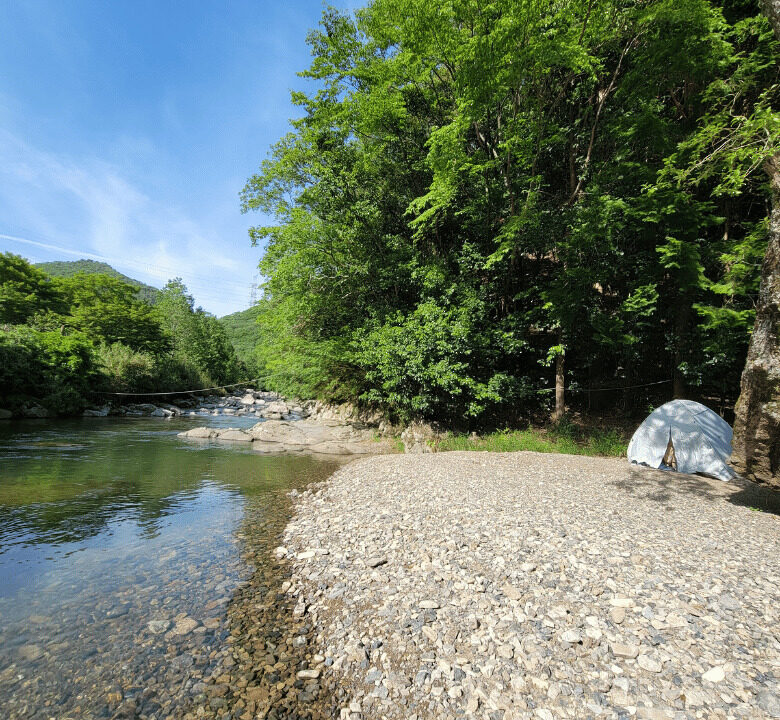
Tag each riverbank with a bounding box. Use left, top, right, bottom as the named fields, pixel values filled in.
left=280, top=452, right=780, bottom=719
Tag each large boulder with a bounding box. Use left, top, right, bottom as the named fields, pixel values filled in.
left=0, top=409, right=12, bottom=419
left=257, top=401, right=290, bottom=419
left=178, top=427, right=218, bottom=439
left=218, top=429, right=252, bottom=442
left=83, top=406, right=111, bottom=417
left=21, top=404, right=50, bottom=418
left=401, top=422, right=441, bottom=454
left=249, top=420, right=329, bottom=445
left=307, top=401, right=375, bottom=424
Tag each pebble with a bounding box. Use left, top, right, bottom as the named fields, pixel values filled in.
left=147, top=619, right=171, bottom=634
left=612, top=643, right=640, bottom=659
left=610, top=606, right=626, bottom=624
left=561, top=630, right=581, bottom=644
left=171, top=616, right=200, bottom=635
left=637, top=654, right=663, bottom=672
left=702, top=666, right=725, bottom=683
left=281, top=452, right=780, bottom=720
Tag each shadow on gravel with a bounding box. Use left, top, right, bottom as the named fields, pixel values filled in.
left=726, top=482, right=780, bottom=516
left=610, top=466, right=780, bottom=516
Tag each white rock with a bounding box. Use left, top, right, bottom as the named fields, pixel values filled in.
left=637, top=654, right=663, bottom=673
left=702, top=666, right=725, bottom=683
left=418, top=600, right=440, bottom=609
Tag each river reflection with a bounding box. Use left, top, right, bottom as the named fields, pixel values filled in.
left=0, top=416, right=343, bottom=719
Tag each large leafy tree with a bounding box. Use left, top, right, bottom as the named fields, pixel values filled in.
left=243, top=0, right=775, bottom=428
left=157, top=279, right=240, bottom=385
left=0, top=253, right=67, bottom=324
left=59, top=273, right=169, bottom=353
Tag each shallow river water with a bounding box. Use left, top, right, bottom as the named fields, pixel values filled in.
left=0, top=415, right=344, bottom=720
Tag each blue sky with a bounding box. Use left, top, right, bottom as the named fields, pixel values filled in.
left=0, top=0, right=356, bottom=316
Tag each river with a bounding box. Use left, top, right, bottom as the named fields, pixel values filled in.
left=0, top=414, right=345, bottom=719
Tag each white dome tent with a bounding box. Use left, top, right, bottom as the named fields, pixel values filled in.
left=627, top=399, right=736, bottom=481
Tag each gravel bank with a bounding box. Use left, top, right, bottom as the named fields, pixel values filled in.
left=280, top=452, right=780, bottom=720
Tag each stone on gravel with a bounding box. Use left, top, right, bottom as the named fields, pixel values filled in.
left=758, top=689, right=780, bottom=718
left=281, top=452, right=780, bottom=720
left=702, top=666, right=725, bottom=683
left=611, top=643, right=640, bottom=659
left=637, top=654, right=662, bottom=672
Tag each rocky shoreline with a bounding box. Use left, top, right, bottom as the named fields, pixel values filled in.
left=279, top=452, right=780, bottom=720
left=3, top=389, right=319, bottom=421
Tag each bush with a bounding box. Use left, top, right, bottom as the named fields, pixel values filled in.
left=95, top=343, right=215, bottom=395
left=95, top=343, right=158, bottom=393
left=354, top=301, right=530, bottom=425
left=0, top=325, right=97, bottom=414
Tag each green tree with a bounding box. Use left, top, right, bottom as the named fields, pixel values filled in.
left=58, top=273, right=168, bottom=353
left=242, top=0, right=774, bottom=427
left=0, top=253, right=67, bottom=324
left=157, top=279, right=240, bottom=385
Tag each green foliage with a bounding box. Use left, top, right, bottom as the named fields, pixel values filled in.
left=0, top=325, right=97, bottom=414
left=36, top=259, right=160, bottom=303
left=0, top=253, right=67, bottom=323
left=157, top=279, right=241, bottom=386
left=354, top=300, right=530, bottom=424
left=94, top=343, right=212, bottom=394
left=437, top=426, right=628, bottom=457
left=239, top=0, right=776, bottom=425
left=0, top=257, right=244, bottom=411
left=94, top=343, right=158, bottom=393
left=219, top=305, right=262, bottom=374
left=57, top=273, right=169, bottom=353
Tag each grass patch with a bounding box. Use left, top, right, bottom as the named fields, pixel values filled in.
left=436, top=424, right=627, bottom=457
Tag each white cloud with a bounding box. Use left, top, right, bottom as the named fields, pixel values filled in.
left=0, top=128, right=256, bottom=315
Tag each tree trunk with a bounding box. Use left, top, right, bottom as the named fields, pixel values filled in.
left=673, top=296, right=691, bottom=399
left=731, top=155, right=780, bottom=488
left=732, top=2, right=780, bottom=487
left=759, top=0, right=780, bottom=39
left=553, top=349, right=565, bottom=421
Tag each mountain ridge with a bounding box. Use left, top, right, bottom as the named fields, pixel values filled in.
left=35, top=259, right=159, bottom=304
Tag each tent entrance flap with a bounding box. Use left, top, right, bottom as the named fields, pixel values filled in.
left=662, top=432, right=677, bottom=471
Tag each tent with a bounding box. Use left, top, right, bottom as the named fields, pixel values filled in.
left=627, top=399, right=736, bottom=481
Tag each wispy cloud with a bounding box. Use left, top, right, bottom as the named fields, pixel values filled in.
left=0, top=128, right=254, bottom=314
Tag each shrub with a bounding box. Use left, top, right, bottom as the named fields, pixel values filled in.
left=0, top=325, right=96, bottom=414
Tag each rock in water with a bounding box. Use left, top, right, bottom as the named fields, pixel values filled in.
left=147, top=620, right=170, bottom=634
left=21, top=404, right=49, bottom=418
left=171, top=617, right=199, bottom=635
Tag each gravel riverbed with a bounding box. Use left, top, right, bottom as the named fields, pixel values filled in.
left=280, top=451, right=780, bottom=720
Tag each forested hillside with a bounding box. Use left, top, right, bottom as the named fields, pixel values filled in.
left=219, top=305, right=261, bottom=375
left=0, top=254, right=241, bottom=415
left=36, top=260, right=160, bottom=304
left=242, top=0, right=779, bottom=428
